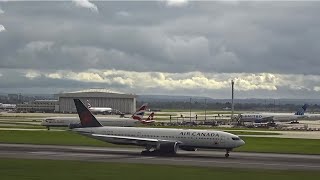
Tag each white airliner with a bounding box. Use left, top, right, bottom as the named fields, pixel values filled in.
left=87, top=100, right=113, bottom=115
left=0, top=103, right=16, bottom=109
left=239, top=104, right=308, bottom=123
left=72, top=99, right=245, bottom=157
left=41, top=103, right=152, bottom=129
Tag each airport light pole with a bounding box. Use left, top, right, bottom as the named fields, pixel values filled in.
left=190, top=97, right=192, bottom=122
left=231, top=80, right=234, bottom=121
left=204, top=98, right=207, bottom=121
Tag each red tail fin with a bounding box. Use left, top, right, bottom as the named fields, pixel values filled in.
left=141, top=112, right=155, bottom=124
left=131, top=103, right=148, bottom=120
left=147, top=112, right=154, bottom=121
left=74, top=99, right=102, bottom=128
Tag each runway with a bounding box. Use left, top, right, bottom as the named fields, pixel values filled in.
left=0, top=143, right=319, bottom=170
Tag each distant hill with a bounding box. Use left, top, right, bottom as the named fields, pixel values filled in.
left=137, top=95, right=320, bottom=105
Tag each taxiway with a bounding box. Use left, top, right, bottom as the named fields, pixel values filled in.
left=0, top=143, right=319, bottom=170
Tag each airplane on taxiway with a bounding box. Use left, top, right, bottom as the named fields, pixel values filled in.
left=71, top=99, right=245, bottom=157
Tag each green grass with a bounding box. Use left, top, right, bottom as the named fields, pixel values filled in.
left=197, top=111, right=243, bottom=115
left=158, top=110, right=243, bottom=114
left=231, top=131, right=279, bottom=135
left=0, top=130, right=110, bottom=147
left=0, top=122, right=41, bottom=126
left=0, top=125, right=46, bottom=129
left=0, top=158, right=319, bottom=180
left=148, top=113, right=178, bottom=116
left=236, top=137, right=320, bottom=154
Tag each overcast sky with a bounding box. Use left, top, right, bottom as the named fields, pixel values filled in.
left=1, top=0, right=320, bottom=98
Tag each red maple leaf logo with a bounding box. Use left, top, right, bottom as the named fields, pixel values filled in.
left=80, top=111, right=92, bottom=125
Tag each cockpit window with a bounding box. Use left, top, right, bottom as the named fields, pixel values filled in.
left=232, top=137, right=241, bottom=141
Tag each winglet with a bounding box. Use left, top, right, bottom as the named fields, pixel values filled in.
left=74, top=99, right=102, bottom=127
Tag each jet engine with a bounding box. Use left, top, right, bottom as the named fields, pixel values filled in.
left=157, top=142, right=179, bottom=154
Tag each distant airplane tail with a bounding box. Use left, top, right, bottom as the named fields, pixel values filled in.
left=146, top=112, right=155, bottom=121
left=86, top=100, right=92, bottom=108
left=74, top=99, right=102, bottom=128
left=141, top=112, right=155, bottom=124
left=131, top=103, right=148, bottom=121
left=295, top=104, right=308, bottom=115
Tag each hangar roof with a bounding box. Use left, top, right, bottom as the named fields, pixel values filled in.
left=57, top=89, right=136, bottom=99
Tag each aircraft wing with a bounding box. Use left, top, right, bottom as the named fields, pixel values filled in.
left=91, top=134, right=181, bottom=146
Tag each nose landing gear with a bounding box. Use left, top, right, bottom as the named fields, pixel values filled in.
left=225, top=149, right=232, bottom=158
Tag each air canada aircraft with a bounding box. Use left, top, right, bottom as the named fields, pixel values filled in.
left=41, top=103, right=151, bottom=129
left=72, top=99, right=245, bottom=157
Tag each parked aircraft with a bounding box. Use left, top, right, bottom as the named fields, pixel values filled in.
left=72, top=99, right=245, bottom=157
left=0, top=103, right=16, bottom=109
left=41, top=103, right=152, bottom=129
left=239, top=104, right=308, bottom=123
left=86, top=100, right=113, bottom=115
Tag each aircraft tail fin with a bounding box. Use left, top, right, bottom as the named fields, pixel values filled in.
left=74, top=99, right=102, bottom=127
left=146, top=112, right=155, bottom=121
left=131, top=103, right=148, bottom=120
left=295, top=104, right=308, bottom=115
left=140, top=112, right=155, bottom=124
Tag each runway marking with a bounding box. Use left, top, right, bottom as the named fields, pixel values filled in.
left=30, top=151, right=58, bottom=155
left=128, top=156, right=156, bottom=160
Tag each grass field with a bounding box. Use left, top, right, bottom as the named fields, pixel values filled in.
left=0, top=158, right=319, bottom=180
left=0, top=130, right=108, bottom=146
left=0, top=130, right=319, bottom=154
left=0, top=125, right=46, bottom=129
left=236, top=137, right=320, bottom=154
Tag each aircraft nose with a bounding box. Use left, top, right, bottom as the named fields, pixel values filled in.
left=240, top=139, right=245, bottom=146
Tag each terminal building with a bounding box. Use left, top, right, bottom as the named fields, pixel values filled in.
left=56, top=90, right=136, bottom=114
left=16, top=100, right=58, bottom=113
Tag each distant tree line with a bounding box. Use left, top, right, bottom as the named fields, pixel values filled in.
left=137, top=101, right=320, bottom=113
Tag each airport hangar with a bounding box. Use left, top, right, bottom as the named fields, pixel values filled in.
left=56, top=91, right=137, bottom=114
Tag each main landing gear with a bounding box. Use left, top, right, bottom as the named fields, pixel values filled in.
left=141, top=145, right=154, bottom=155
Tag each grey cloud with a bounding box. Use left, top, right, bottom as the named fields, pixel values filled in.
left=1, top=1, right=320, bottom=97
left=1, top=1, right=319, bottom=74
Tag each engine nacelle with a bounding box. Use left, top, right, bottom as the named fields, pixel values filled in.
left=157, top=142, right=178, bottom=154
left=179, top=146, right=197, bottom=151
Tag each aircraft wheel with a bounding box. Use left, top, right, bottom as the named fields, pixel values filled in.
left=225, top=153, right=230, bottom=158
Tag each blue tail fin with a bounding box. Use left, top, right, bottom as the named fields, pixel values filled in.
left=295, top=104, right=308, bottom=115
left=73, top=99, right=102, bottom=127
